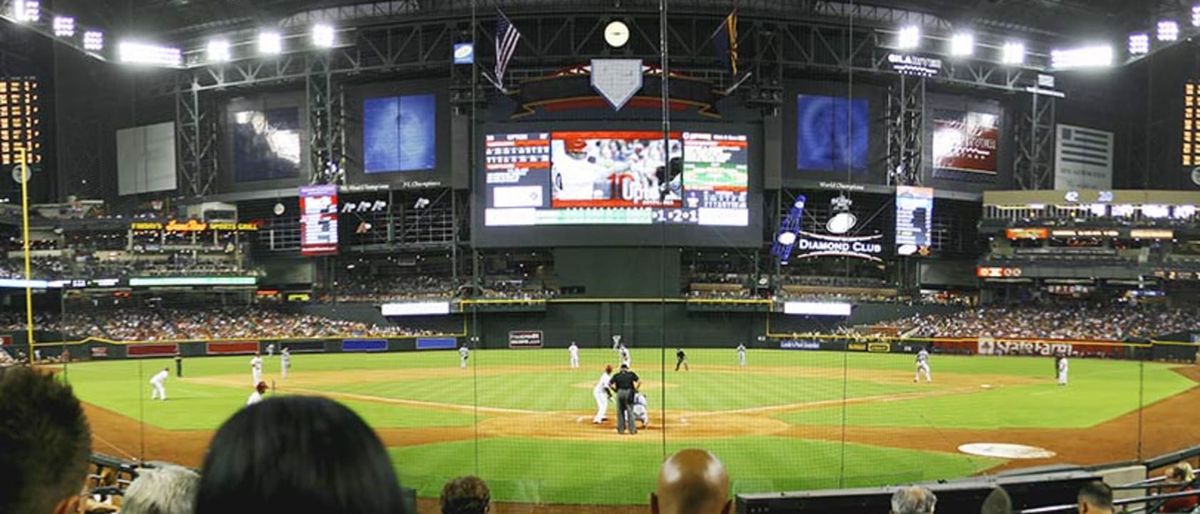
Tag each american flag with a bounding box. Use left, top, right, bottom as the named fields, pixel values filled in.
left=495, top=9, right=522, bottom=83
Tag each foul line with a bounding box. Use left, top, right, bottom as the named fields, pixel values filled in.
left=689, top=388, right=974, bottom=418
left=285, top=387, right=539, bottom=415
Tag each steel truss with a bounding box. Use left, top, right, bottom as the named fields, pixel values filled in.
left=1012, top=93, right=1056, bottom=190
left=886, top=75, right=925, bottom=186
left=307, top=55, right=346, bottom=184
left=175, top=80, right=218, bottom=198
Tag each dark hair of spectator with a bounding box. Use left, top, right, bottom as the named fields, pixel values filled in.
left=440, top=476, right=491, bottom=514
left=195, top=395, right=405, bottom=514
left=0, top=366, right=92, bottom=514
left=1078, top=481, right=1114, bottom=509
left=981, top=486, right=1012, bottom=514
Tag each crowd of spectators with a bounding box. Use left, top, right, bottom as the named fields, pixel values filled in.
left=878, top=302, right=1200, bottom=340
left=333, top=275, right=459, bottom=303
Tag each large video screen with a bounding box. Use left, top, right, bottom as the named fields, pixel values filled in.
left=932, top=110, right=999, bottom=176
left=232, top=108, right=302, bottom=182
left=484, top=131, right=748, bottom=227
left=796, top=95, right=869, bottom=172
left=363, top=94, right=436, bottom=173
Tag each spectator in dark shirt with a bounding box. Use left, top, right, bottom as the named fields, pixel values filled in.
left=609, top=364, right=641, bottom=435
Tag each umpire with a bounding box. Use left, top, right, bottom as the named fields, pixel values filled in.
left=609, top=363, right=641, bottom=435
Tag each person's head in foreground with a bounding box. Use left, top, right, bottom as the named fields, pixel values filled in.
left=1077, top=481, right=1114, bottom=514
left=121, top=463, right=200, bottom=514
left=0, top=366, right=92, bottom=514
left=440, top=476, right=490, bottom=514
left=254, top=381, right=268, bottom=394
left=891, top=485, right=937, bottom=514
left=195, top=395, right=406, bottom=514
left=980, top=486, right=1011, bottom=514
left=650, top=449, right=731, bottom=514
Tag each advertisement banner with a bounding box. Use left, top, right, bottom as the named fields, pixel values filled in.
left=508, top=330, right=544, bottom=349
left=90, top=346, right=109, bottom=359
left=416, top=337, right=458, bottom=350
left=780, top=339, right=822, bottom=350
left=126, top=343, right=179, bottom=358
left=967, top=337, right=1126, bottom=358
left=0, top=335, right=9, bottom=345
left=207, top=341, right=259, bottom=355
left=932, top=110, right=1000, bottom=177
left=342, top=339, right=388, bottom=352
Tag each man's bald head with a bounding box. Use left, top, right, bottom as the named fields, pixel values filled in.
left=650, top=449, right=731, bottom=514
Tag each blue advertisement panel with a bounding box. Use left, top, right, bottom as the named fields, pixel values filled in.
left=342, top=339, right=389, bottom=352
left=416, top=337, right=458, bottom=350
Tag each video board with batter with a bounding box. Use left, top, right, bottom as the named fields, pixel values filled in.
left=483, top=130, right=748, bottom=227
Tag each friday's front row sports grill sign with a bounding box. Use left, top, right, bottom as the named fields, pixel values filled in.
left=508, top=330, right=544, bottom=349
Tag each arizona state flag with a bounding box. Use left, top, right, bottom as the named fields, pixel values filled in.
left=713, top=10, right=739, bottom=75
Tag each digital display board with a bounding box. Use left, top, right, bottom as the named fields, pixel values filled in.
left=232, top=108, right=302, bottom=182
left=895, top=186, right=934, bottom=256
left=299, top=185, right=338, bottom=255
left=363, top=94, right=436, bottom=173
left=0, top=78, right=41, bottom=167
left=932, top=110, right=999, bottom=176
left=484, top=131, right=748, bottom=226
left=796, top=95, right=868, bottom=172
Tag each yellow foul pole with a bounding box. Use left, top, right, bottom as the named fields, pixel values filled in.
left=19, top=147, right=33, bottom=364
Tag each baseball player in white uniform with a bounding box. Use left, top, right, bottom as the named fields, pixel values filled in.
left=459, top=345, right=470, bottom=368
left=265, top=343, right=275, bottom=357
left=1057, top=355, right=1069, bottom=386
left=149, top=368, right=169, bottom=401
left=568, top=342, right=580, bottom=369
left=737, top=343, right=747, bottom=367
left=632, top=391, right=650, bottom=428
left=592, top=365, right=613, bottom=423
left=250, top=353, right=263, bottom=386
left=619, top=344, right=631, bottom=368
left=915, top=347, right=932, bottom=383
left=246, top=381, right=268, bottom=406
left=280, top=347, right=291, bottom=379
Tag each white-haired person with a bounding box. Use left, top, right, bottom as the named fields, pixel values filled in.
left=890, top=486, right=937, bottom=514
left=121, top=463, right=201, bottom=514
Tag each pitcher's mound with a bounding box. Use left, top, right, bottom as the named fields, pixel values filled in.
left=958, top=443, right=1056, bottom=459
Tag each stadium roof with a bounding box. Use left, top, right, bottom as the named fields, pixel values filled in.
left=55, top=0, right=1166, bottom=45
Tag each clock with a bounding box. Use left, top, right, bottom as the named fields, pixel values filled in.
left=604, top=20, right=629, bottom=48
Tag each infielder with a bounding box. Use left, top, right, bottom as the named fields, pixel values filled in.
left=632, top=391, right=650, bottom=428
left=459, top=345, right=470, bottom=369
left=675, top=348, right=688, bottom=371
left=246, top=381, right=268, bottom=406
left=250, top=353, right=263, bottom=385
left=619, top=344, right=631, bottom=368
left=149, top=367, right=169, bottom=401
left=1057, top=355, right=1069, bottom=386
left=914, top=347, right=932, bottom=383
left=736, top=343, right=747, bottom=367
left=592, top=364, right=613, bottom=424
left=280, top=347, right=291, bottom=379
left=568, top=341, right=580, bottom=369
left=265, top=343, right=275, bottom=357
left=611, top=335, right=621, bottom=351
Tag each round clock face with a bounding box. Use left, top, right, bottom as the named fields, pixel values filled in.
left=605, top=21, right=630, bottom=48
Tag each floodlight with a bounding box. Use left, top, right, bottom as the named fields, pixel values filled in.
left=897, top=25, right=920, bottom=50
left=83, top=31, right=103, bottom=52
left=949, top=32, right=974, bottom=56
left=1192, top=6, right=1200, bottom=27
left=206, top=39, right=231, bottom=62
left=1158, top=20, right=1179, bottom=41
left=312, top=23, right=335, bottom=48
left=13, top=0, right=38, bottom=23
left=118, top=41, right=183, bottom=67
left=1129, top=34, right=1150, bottom=56
left=1001, top=42, right=1025, bottom=65
left=1050, top=45, right=1113, bottom=69
left=258, top=31, right=282, bottom=55
left=53, top=16, right=74, bottom=37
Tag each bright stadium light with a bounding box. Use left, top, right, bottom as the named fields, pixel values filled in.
left=1158, top=20, right=1179, bottom=41
left=896, top=25, right=920, bottom=50
left=1051, top=44, right=1113, bottom=69
left=312, top=23, right=335, bottom=48
left=13, top=0, right=39, bottom=22
left=1193, top=6, right=1200, bottom=27
left=83, top=31, right=103, bottom=52
left=949, top=32, right=974, bottom=56
left=118, top=41, right=183, bottom=67
left=1129, top=33, right=1150, bottom=56
left=53, top=16, right=75, bottom=37
left=258, top=30, right=282, bottom=55
left=206, top=39, right=231, bottom=62
left=1001, top=42, right=1025, bottom=65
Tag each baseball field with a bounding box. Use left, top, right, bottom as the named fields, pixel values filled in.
left=55, top=348, right=1200, bottom=507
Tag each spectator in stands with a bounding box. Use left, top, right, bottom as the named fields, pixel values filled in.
left=121, top=463, right=200, bottom=514
left=0, top=366, right=92, bottom=514
left=1077, top=481, right=1114, bottom=514
left=1161, top=462, right=1198, bottom=513
left=650, top=449, right=731, bottom=514
left=890, top=486, right=937, bottom=514
left=440, top=476, right=490, bottom=514
left=195, top=396, right=406, bottom=514
left=980, top=487, right=1011, bottom=514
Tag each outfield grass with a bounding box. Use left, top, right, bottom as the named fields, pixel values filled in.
left=58, top=349, right=1195, bottom=505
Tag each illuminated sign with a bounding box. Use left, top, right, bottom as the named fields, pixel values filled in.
left=129, top=277, right=257, bottom=286
left=1005, top=228, right=1049, bottom=240
left=1050, top=229, right=1118, bottom=238
left=895, top=186, right=934, bottom=255
left=887, top=53, right=943, bottom=77
left=131, top=222, right=163, bottom=231
left=977, top=267, right=1023, bottom=278
left=1129, top=229, right=1174, bottom=239
left=380, top=302, right=451, bottom=316
left=165, top=219, right=208, bottom=232
left=300, top=185, right=339, bottom=256
left=783, top=301, right=853, bottom=316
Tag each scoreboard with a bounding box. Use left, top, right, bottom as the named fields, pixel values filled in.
left=895, top=186, right=934, bottom=256
left=299, top=185, right=338, bottom=255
